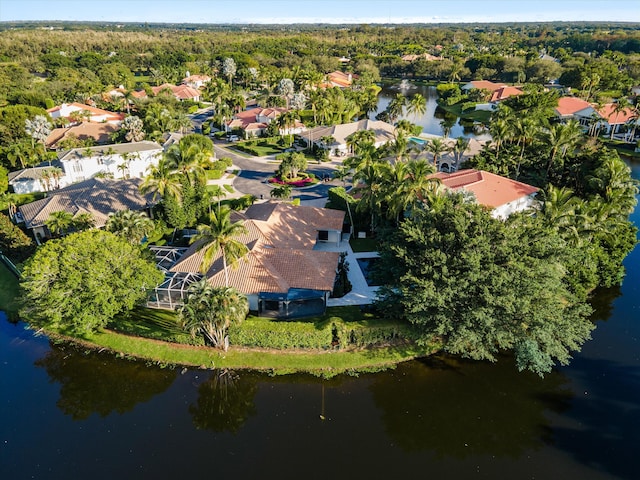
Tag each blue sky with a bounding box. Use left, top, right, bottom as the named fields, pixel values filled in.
left=1, top=0, right=638, bottom=24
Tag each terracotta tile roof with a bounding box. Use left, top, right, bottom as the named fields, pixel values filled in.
left=46, top=102, right=124, bottom=122
left=18, top=177, right=155, bottom=230
left=489, top=86, right=523, bottom=102
left=228, top=107, right=288, bottom=130
left=298, top=119, right=396, bottom=147
left=597, top=103, right=637, bottom=125
left=170, top=203, right=344, bottom=294
left=46, top=122, right=119, bottom=148
left=465, top=80, right=506, bottom=92
left=325, top=71, right=358, bottom=88
left=431, top=169, right=539, bottom=208
left=556, top=96, right=592, bottom=116
left=132, top=83, right=201, bottom=101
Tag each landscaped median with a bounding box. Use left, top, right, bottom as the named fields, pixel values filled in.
left=46, top=306, right=439, bottom=378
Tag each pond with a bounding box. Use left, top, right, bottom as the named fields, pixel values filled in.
left=1, top=165, right=639, bottom=479
left=375, top=81, right=492, bottom=141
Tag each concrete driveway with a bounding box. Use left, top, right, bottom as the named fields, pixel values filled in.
left=213, top=143, right=345, bottom=203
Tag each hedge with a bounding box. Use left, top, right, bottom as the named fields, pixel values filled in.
left=230, top=317, right=334, bottom=349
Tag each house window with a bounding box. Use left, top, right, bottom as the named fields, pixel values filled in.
left=263, top=300, right=280, bottom=311
left=318, top=230, right=329, bottom=241
left=73, top=162, right=83, bottom=173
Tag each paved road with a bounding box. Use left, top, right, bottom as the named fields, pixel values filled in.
left=213, top=143, right=344, bottom=203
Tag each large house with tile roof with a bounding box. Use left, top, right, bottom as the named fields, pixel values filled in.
left=225, top=107, right=305, bottom=138
left=18, top=177, right=155, bottom=243
left=131, top=83, right=201, bottom=102
left=555, top=97, right=637, bottom=137
left=45, top=122, right=120, bottom=149
left=46, top=103, right=124, bottom=125
left=180, top=74, right=211, bottom=89
left=298, top=119, right=396, bottom=155
left=8, top=141, right=163, bottom=194
left=431, top=169, right=540, bottom=220
left=151, top=202, right=345, bottom=318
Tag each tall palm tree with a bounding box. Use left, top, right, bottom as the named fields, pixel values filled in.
left=45, top=210, right=74, bottom=237
left=178, top=279, right=249, bottom=349
left=451, top=137, right=470, bottom=167
left=140, top=158, right=183, bottom=202
left=193, top=206, right=249, bottom=287
left=106, top=210, right=154, bottom=244
left=406, top=93, right=427, bottom=118
left=353, top=163, right=385, bottom=234
left=426, top=138, right=448, bottom=169
left=610, top=98, right=631, bottom=140
left=541, top=120, right=583, bottom=177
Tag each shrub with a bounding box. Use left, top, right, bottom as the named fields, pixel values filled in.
left=333, top=320, right=419, bottom=349
left=230, top=317, right=334, bottom=349
left=0, top=212, right=34, bottom=262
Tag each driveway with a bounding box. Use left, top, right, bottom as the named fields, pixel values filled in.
left=213, top=143, right=344, bottom=203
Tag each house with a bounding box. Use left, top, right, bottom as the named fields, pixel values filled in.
left=225, top=107, right=305, bottom=138
left=152, top=202, right=345, bottom=318
left=298, top=119, right=396, bottom=155
left=18, top=177, right=156, bottom=243
left=554, top=96, right=594, bottom=122
left=181, top=73, right=211, bottom=89
left=322, top=71, right=357, bottom=88
left=46, top=103, right=124, bottom=125
left=401, top=53, right=442, bottom=62
left=8, top=166, right=59, bottom=195
left=461, top=80, right=507, bottom=93
left=57, top=141, right=163, bottom=185
left=45, top=122, right=120, bottom=149
left=431, top=169, right=540, bottom=219
left=488, top=85, right=523, bottom=103
left=591, top=103, right=637, bottom=137
left=131, top=83, right=201, bottom=102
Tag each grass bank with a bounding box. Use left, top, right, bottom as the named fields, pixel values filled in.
left=58, top=327, right=438, bottom=377
left=102, top=305, right=435, bottom=376
left=0, top=262, right=20, bottom=315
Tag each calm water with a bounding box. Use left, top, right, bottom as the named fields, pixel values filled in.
left=375, top=81, right=492, bottom=140
left=1, top=165, right=638, bottom=480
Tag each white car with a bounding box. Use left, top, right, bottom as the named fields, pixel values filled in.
left=228, top=135, right=240, bottom=142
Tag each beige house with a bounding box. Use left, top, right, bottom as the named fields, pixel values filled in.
left=18, top=177, right=155, bottom=243
left=298, top=119, right=396, bottom=155
left=153, top=202, right=345, bottom=318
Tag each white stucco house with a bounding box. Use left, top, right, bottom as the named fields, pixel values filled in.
left=58, top=141, right=163, bottom=185
left=298, top=119, right=396, bottom=155
left=431, top=169, right=540, bottom=220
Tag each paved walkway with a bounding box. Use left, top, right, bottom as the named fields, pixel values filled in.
left=212, top=143, right=377, bottom=306
left=313, top=234, right=379, bottom=307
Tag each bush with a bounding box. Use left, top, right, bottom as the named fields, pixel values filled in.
left=230, top=194, right=256, bottom=210
left=0, top=212, right=34, bottom=262
left=230, top=317, right=334, bottom=349
left=334, top=320, right=419, bottom=348
left=205, top=169, right=224, bottom=180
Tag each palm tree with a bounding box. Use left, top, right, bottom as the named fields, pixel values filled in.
left=610, top=98, right=631, bottom=140
left=222, top=57, right=237, bottom=87
left=106, top=210, right=154, bottom=244
left=426, top=138, right=448, bottom=169
left=270, top=184, right=293, bottom=200
left=206, top=185, right=227, bottom=212
left=353, top=163, right=385, bottom=234
left=451, top=137, right=470, bottom=167
left=193, top=206, right=249, bottom=287
left=384, top=93, right=407, bottom=124
left=277, top=78, right=295, bottom=108
left=406, top=93, right=427, bottom=118
left=45, top=210, right=74, bottom=237
left=140, top=158, right=183, bottom=202
left=541, top=120, right=583, bottom=177
left=3, top=141, right=33, bottom=169
left=72, top=213, right=95, bottom=232
left=25, top=115, right=52, bottom=151
left=178, top=279, right=249, bottom=349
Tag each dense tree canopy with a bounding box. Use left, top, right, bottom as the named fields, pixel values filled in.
left=20, top=230, right=164, bottom=334
left=376, top=193, right=595, bottom=376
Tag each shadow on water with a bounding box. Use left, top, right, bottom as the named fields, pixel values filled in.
left=369, top=354, right=573, bottom=459
left=189, top=369, right=259, bottom=433
left=35, top=342, right=177, bottom=420
left=555, top=356, right=640, bottom=480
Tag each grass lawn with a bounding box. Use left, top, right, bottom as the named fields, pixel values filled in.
left=223, top=184, right=234, bottom=193
left=246, top=144, right=283, bottom=156
left=65, top=305, right=437, bottom=377
left=350, top=237, right=378, bottom=253
left=0, top=262, right=20, bottom=315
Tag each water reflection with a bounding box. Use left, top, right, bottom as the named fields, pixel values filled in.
left=369, top=355, right=573, bottom=458
left=189, top=369, right=258, bottom=433
left=376, top=82, right=491, bottom=140
left=35, top=342, right=177, bottom=420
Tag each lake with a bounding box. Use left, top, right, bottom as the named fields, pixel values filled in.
left=1, top=164, right=638, bottom=480
left=375, top=81, right=492, bottom=141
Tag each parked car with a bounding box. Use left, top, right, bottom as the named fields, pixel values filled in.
left=227, top=135, right=240, bottom=142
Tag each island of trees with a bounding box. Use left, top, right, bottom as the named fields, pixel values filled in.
left=0, top=21, right=638, bottom=376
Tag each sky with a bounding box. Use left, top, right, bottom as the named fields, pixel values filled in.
left=0, top=0, right=639, bottom=24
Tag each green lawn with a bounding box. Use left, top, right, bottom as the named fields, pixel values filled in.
left=0, top=262, right=20, bottom=315
left=350, top=237, right=378, bottom=253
